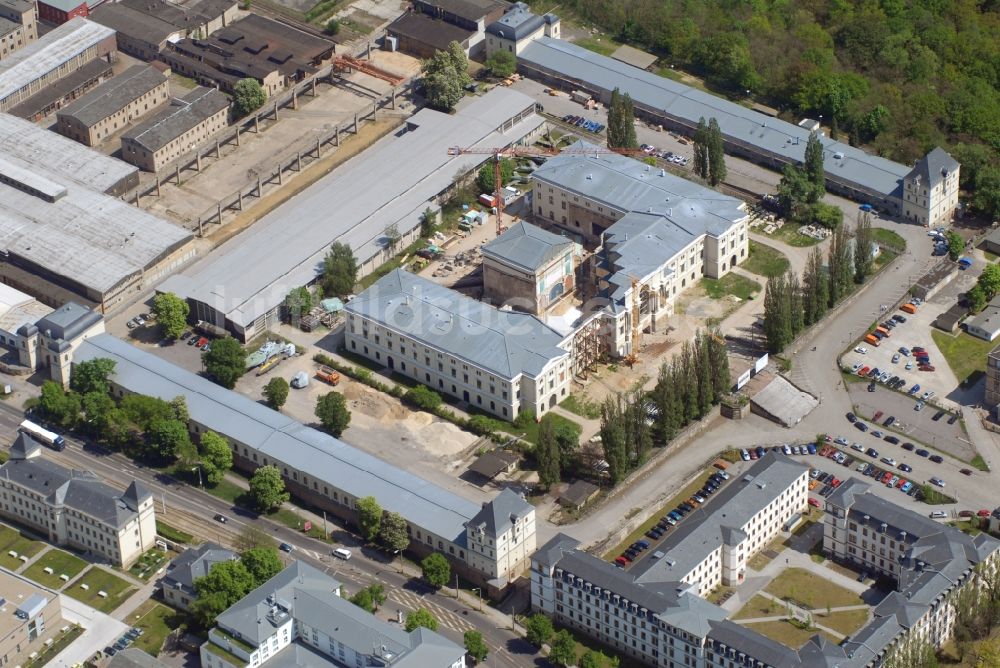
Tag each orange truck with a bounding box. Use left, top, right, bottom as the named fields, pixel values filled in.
left=315, top=365, right=341, bottom=386
left=901, top=303, right=917, bottom=314
left=876, top=326, right=891, bottom=338
left=864, top=333, right=880, bottom=346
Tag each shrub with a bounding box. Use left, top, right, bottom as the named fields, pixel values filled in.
left=404, top=385, right=443, bottom=411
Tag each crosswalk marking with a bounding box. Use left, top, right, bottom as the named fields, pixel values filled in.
left=389, top=589, right=474, bottom=633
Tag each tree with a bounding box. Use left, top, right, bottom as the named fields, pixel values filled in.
left=199, top=431, right=233, bottom=485
left=283, top=287, right=312, bottom=325
left=776, top=163, right=813, bottom=219
left=811, top=202, right=843, bottom=229
left=80, top=391, right=115, bottom=437
left=421, top=43, right=470, bottom=112
left=384, top=223, right=401, bottom=254
left=607, top=87, right=637, bottom=149
left=322, top=242, right=357, bottom=297
left=524, top=613, right=554, bottom=647
left=420, top=552, right=451, bottom=588
left=70, top=358, right=116, bottom=395
left=192, top=560, right=255, bottom=627
left=37, top=381, right=80, bottom=428
left=484, top=50, right=516, bottom=78
left=967, top=285, right=988, bottom=313
left=476, top=158, right=514, bottom=194
left=803, top=132, right=825, bottom=199
left=233, top=78, right=267, bottom=117
left=420, top=207, right=436, bottom=238
left=827, top=223, right=852, bottom=306
left=763, top=272, right=792, bottom=353
left=548, top=415, right=580, bottom=472
left=980, top=264, right=1000, bottom=299
left=249, top=464, right=289, bottom=510
left=236, top=525, right=276, bottom=551
left=464, top=630, right=489, bottom=664
left=405, top=608, right=439, bottom=632
left=315, top=391, right=351, bottom=436
left=263, top=377, right=289, bottom=410
left=241, top=548, right=283, bottom=586
left=356, top=496, right=382, bottom=542
left=379, top=511, right=409, bottom=552
left=170, top=396, right=189, bottom=423
left=120, top=394, right=173, bottom=430
left=152, top=293, right=189, bottom=339
left=580, top=650, right=609, bottom=668
left=600, top=395, right=628, bottom=484
left=693, top=117, right=709, bottom=179
left=535, top=416, right=561, bottom=487
left=547, top=630, right=577, bottom=667
left=946, top=231, right=964, bottom=261
left=854, top=211, right=874, bottom=283
left=707, top=117, right=726, bottom=186
left=350, top=584, right=386, bottom=613
left=147, top=418, right=194, bottom=461
left=403, top=385, right=443, bottom=411
left=325, top=18, right=339, bottom=34
left=202, top=337, right=245, bottom=389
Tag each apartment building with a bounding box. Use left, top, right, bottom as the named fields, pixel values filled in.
left=121, top=86, right=229, bottom=172
left=161, top=543, right=237, bottom=611
left=481, top=221, right=580, bottom=316
left=531, top=143, right=748, bottom=356
left=74, top=333, right=536, bottom=595
left=345, top=269, right=573, bottom=420
left=56, top=64, right=169, bottom=146
left=0, top=0, right=37, bottom=61
left=902, top=147, right=961, bottom=227
left=484, top=1, right=559, bottom=57
left=0, top=433, right=156, bottom=567
left=201, top=561, right=466, bottom=668
left=0, top=570, right=63, bottom=668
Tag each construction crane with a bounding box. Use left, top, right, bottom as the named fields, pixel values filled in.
left=333, top=55, right=405, bottom=87
left=447, top=144, right=648, bottom=237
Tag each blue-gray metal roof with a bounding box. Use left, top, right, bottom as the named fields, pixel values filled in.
left=346, top=269, right=570, bottom=380
left=485, top=2, right=544, bottom=39
left=481, top=221, right=575, bottom=273
left=519, top=37, right=913, bottom=199
left=74, top=334, right=482, bottom=543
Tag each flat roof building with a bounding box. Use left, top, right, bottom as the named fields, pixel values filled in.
left=387, top=11, right=476, bottom=59
left=0, top=17, right=116, bottom=115
left=0, top=283, right=52, bottom=352
left=121, top=85, right=229, bottom=172
left=201, top=561, right=467, bottom=668
left=0, top=570, right=63, bottom=668
left=0, top=433, right=157, bottom=566
left=0, top=113, right=193, bottom=311
left=160, top=87, right=544, bottom=342
left=56, top=64, right=169, bottom=146
left=74, top=334, right=536, bottom=595
left=0, top=0, right=38, bottom=62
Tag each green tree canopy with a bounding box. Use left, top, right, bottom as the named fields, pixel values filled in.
left=403, top=385, right=443, bottom=412
left=322, top=242, right=357, bottom=297
left=607, top=87, right=638, bottom=149
left=192, top=560, right=255, bottom=627
left=120, top=394, right=173, bottom=431
left=484, top=50, right=516, bottom=78
left=199, top=430, right=233, bottom=485
left=379, top=510, right=409, bottom=552
left=420, top=552, right=451, bottom=588
left=283, top=287, right=312, bottom=323
left=315, top=391, right=351, bottom=436
left=325, top=18, right=339, bottom=34
left=202, top=337, right=245, bottom=389
left=249, top=464, right=289, bottom=510
left=405, top=608, right=439, bottom=632
left=421, top=42, right=471, bottom=112
left=241, top=547, right=283, bottom=586
left=233, top=78, right=267, bottom=117
left=707, top=117, right=726, bottom=186
left=803, top=132, right=825, bottom=199
left=37, top=381, right=80, bottom=428
left=147, top=418, right=195, bottom=462
left=524, top=613, right=554, bottom=647
left=356, top=495, right=382, bottom=542
left=476, top=158, right=515, bottom=194
left=464, top=630, right=488, bottom=663
left=547, top=630, right=577, bottom=667
left=349, top=583, right=386, bottom=613
left=946, top=231, right=964, bottom=261
left=152, top=293, right=190, bottom=339
left=535, top=417, right=561, bottom=488
left=70, top=358, right=116, bottom=395
left=263, top=377, right=289, bottom=410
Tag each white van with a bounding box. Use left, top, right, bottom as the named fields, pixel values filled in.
left=332, top=548, right=352, bottom=560
left=929, top=511, right=947, bottom=519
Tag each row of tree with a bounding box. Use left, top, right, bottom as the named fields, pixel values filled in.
left=525, top=614, right=618, bottom=667
left=607, top=87, right=638, bottom=150
left=693, top=117, right=726, bottom=185
left=966, top=264, right=1000, bottom=314
left=763, top=214, right=876, bottom=353
left=533, top=413, right=582, bottom=488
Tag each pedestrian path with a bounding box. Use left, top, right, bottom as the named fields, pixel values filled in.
left=390, top=588, right=475, bottom=634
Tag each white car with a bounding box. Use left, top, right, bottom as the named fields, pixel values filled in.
left=930, top=477, right=945, bottom=488
left=892, top=354, right=900, bottom=363
left=880, top=457, right=898, bottom=467
left=851, top=363, right=862, bottom=373
left=906, top=361, right=914, bottom=370
left=855, top=346, right=868, bottom=354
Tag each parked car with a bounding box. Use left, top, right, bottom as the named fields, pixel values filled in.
left=884, top=435, right=900, bottom=445
left=855, top=421, right=869, bottom=432
left=948, top=414, right=959, bottom=424
left=855, top=346, right=868, bottom=354
left=932, top=410, right=945, bottom=421
left=915, top=449, right=929, bottom=458
left=901, top=442, right=915, bottom=451
left=866, top=448, right=879, bottom=458
left=929, top=454, right=944, bottom=463
left=899, top=463, right=913, bottom=473
left=930, top=477, right=945, bottom=487
left=960, top=468, right=973, bottom=476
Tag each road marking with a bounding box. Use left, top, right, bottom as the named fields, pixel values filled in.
left=390, top=590, right=473, bottom=633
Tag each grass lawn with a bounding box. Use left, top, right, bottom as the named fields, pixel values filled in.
left=742, top=619, right=840, bottom=648
left=747, top=538, right=786, bottom=571
left=764, top=567, right=864, bottom=609
left=931, top=330, right=993, bottom=386
left=0, top=526, right=44, bottom=570
left=602, top=471, right=714, bottom=559
left=559, top=393, right=601, bottom=419
left=506, top=411, right=581, bottom=445
left=22, top=549, right=87, bottom=589
left=67, top=567, right=136, bottom=613
left=203, top=478, right=247, bottom=506
left=743, top=241, right=790, bottom=277
left=765, top=222, right=824, bottom=247
left=701, top=273, right=761, bottom=301
left=733, top=594, right=784, bottom=620
left=972, top=454, right=990, bottom=472
left=128, top=549, right=169, bottom=582
left=155, top=521, right=194, bottom=545
left=921, top=484, right=957, bottom=505
left=820, top=608, right=871, bottom=636
left=128, top=599, right=180, bottom=656
left=871, top=227, right=907, bottom=251
left=572, top=36, right=618, bottom=56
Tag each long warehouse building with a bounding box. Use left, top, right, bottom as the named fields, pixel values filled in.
left=517, top=36, right=957, bottom=224
left=159, top=87, right=545, bottom=342
left=74, top=333, right=536, bottom=596
left=0, top=112, right=193, bottom=312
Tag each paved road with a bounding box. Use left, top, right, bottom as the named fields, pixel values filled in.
left=0, top=404, right=537, bottom=668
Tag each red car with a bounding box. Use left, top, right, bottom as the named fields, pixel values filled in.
left=873, top=411, right=884, bottom=422
left=959, top=510, right=974, bottom=518
left=896, top=478, right=907, bottom=488
left=808, top=497, right=821, bottom=507
left=614, top=556, right=629, bottom=566
left=912, top=346, right=926, bottom=353
left=919, top=365, right=936, bottom=372
left=859, top=366, right=871, bottom=376
left=831, top=478, right=842, bottom=488
left=881, top=472, right=893, bottom=484
left=978, top=510, right=991, bottom=518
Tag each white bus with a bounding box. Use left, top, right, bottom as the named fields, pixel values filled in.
left=19, top=420, right=65, bottom=450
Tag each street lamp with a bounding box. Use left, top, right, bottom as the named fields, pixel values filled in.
left=472, top=587, right=482, bottom=612
left=192, top=465, right=202, bottom=487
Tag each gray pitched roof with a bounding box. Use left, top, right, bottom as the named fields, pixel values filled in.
left=107, top=648, right=171, bottom=668
left=346, top=269, right=570, bottom=380
left=122, top=86, right=228, bottom=153
left=8, top=432, right=40, bottom=459
left=164, top=542, right=237, bottom=591
left=907, top=146, right=959, bottom=188
left=31, top=302, right=102, bottom=342
left=707, top=621, right=848, bottom=667
left=74, top=334, right=486, bottom=544
left=0, top=445, right=146, bottom=528
left=58, top=65, right=166, bottom=127
left=485, top=2, right=544, bottom=39
left=213, top=561, right=464, bottom=666
left=467, top=488, right=532, bottom=535
left=481, top=221, right=575, bottom=273
left=519, top=37, right=913, bottom=201
left=632, top=453, right=807, bottom=584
